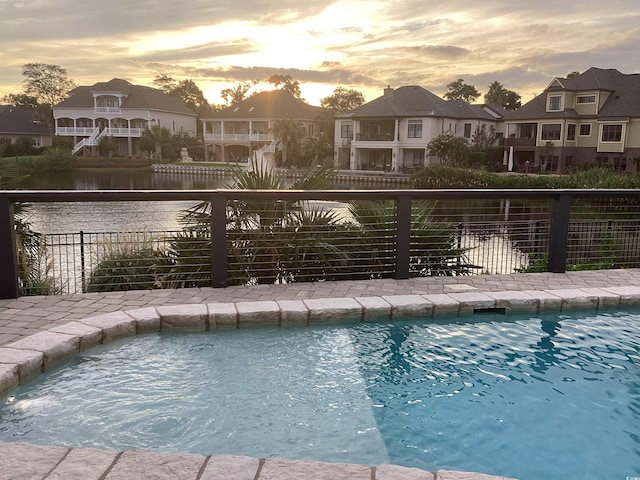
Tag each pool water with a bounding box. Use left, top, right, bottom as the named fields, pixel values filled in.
left=1, top=310, right=639, bottom=480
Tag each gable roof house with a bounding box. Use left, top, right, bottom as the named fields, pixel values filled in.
left=0, top=105, right=52, bottom=150
left=53, top=79, right=197, bottom=157
left=335, top=86, right=506, bottom=172
left=505, top=68, right=640, bottom=173
left=201, top=90, right=326, bottom=164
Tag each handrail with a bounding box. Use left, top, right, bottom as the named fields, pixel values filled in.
left=3, top=188, right=640, bottom=299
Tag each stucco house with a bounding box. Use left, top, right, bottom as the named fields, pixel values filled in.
left=505, top=68, right=640, bottom=173
left=53, top=79, right=197, bottom=157
left=0, top=105, right=52, bottom=150
left=201, top=90, right=326, bottom=163
left=334, top=86, right=506, bottom=172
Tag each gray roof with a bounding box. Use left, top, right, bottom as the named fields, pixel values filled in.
left=508, top=67, right=640, bottom=121
left=205, top=90, right=325, bottom=120
left=338, top=85, right=505, bottom=121
left=0, top=105, right=51, bottom=136
left=55, top=78, right=196, bottom=116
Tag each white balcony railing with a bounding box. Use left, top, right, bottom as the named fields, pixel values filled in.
left=106, top=128, right=144, bottom=137
left=57, top=127, right=144, bottom=137
left=204, top=133, right=273, bottom=142
left=94, top=107, right=121, bottom=114
left=57, top=127, right=96, bottom=136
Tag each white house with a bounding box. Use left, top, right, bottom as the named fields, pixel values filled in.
left=201, top=90, right=326, bottom=164
left=335, top=86, right=506, bottom=172
left=53, top=78, right=197, bottom=157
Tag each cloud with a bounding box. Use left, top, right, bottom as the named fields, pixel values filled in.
left=1, top=0, right=639, bottom=105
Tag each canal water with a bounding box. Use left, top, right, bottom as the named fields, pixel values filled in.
left=20, top=170, right=228, bottom=233
left=16, top=169, right=533, bottom=294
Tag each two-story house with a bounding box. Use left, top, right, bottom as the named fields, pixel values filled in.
left=335, top=86, right=506, bottom=172
left=505, top=68, right=640, bottom=173
left=53, top=78, right=197, bottom=157
left=201, top=90, right=326, bottom=163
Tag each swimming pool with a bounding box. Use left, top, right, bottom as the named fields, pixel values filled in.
left=0, top=310, right=638, bottom=480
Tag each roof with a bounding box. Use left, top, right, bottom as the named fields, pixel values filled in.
left=0, top=105, right=51, bottom=136
left=338, top=85, right=505, bottom=121
left=508, top=67, right=640, bottom=121
left=205, top=90, right=325, bottom=120
left=54, top=78, right=196, bottom=116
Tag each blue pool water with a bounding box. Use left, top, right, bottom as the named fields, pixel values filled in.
left=1, top=310, right=639, bottom=480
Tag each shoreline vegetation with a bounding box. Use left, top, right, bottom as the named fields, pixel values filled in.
left=2, top=154, right=640, bottom=189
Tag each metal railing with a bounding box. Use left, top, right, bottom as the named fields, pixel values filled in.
left=2, top=189, right=640, bottom=298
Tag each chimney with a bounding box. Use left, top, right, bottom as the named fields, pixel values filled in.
left=383, top=86, right=393, bottom=96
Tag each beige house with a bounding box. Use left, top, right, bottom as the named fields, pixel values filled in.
left=335, top=86, right=507, bottom=172
left=53, top=79, right=197, bottom=157
left=201, top=90, right=325, bottom=163
left=0, top=105, right=52, bottom=149
left=505, top=68, right=640, bottom=173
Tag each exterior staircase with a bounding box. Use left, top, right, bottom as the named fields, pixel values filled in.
left=71, top=127, right=110, bottom=155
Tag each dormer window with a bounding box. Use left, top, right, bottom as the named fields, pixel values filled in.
left=576, top=95, right=596, bottom=104
left=548, top=95, right=562, bottom=111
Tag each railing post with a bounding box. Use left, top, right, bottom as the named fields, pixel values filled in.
left=395, top=194, right=411, bottom=280
left=210, top=194, right=228, bottom=288
left=548, top=194, right=571, bottom=273
left=80, top=230, right=86, bottom=293
left=0, top=199, right=19, bottom=299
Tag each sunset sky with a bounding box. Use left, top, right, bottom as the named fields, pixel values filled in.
left=1, top=0, right=639, bottom=106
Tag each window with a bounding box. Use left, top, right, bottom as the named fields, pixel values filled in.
left=541, top=124, right=561, bottom=141
left=566, top=124, right=576, bottom=141
left=340, top=122, right=353, bottom=139
left=576, top=95, right=596, bottom=104
left=579, top=124, right=591, bottom=136
left=308, top=124, right=315, bottom=136
left=548, top=95, right=562, bottom=111
left=613, top=157, right=627, bottom=172
left=596, top=155, right=608, bottom=166
left=463, top=123, right=472, bottom=138
left=602, top=124, right=622, bottom=142
left=408, top=119, right=422, bottom=138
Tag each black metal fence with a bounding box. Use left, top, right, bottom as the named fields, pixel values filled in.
left=2, top=189, right=640, bottom=298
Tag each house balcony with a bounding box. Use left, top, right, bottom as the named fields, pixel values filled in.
left=204, top=133, right=274, bottom=143
left=505, top=138, right=537, bottom=147
left=355, top=132, right=395, bottom=142
left=56, top=127, right=96, bottom=136
left=107, top=128, right=143, bottom=137
left=57, top=127, right=144, bottom=137
left=94, top=107, right=122, bottom=114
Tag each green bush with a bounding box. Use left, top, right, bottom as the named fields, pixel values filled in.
left=87, top=248, right=174, bottom=292
left=412, top=166, right=492, bottom=188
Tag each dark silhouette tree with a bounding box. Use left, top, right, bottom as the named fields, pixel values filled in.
left=443, top=78, right=480, bottom=102
left=320, top=87, right=365, bottom=114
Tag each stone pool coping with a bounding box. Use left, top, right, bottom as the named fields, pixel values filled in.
left=3, top=284, right=640, bottom=479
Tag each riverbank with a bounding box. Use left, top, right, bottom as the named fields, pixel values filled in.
left=152, top=162, right=414, bottom=187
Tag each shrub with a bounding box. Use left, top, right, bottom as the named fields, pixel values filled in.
left=87, top=248, right=174, bottom=292
left=41, top=147, right=76, bottom=172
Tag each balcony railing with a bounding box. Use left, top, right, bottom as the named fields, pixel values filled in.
left=355, top=132, right=396, bottom=142
left=204, top=133, right=273, bottom=142
left=505, top=138, right=537, bottom=147
left=56, top=127, right=96, bottom=136
left=94, top=107, right=121, bottom=114
left=2, top=189, right=640, bottom=298
left=106, top=128, right=144, bottom=137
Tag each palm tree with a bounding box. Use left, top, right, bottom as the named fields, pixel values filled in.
left=140, top=124, right=172, bottom=161
left=168, top=161, right=338, bottom=286
left=271, top=118, right=305, bottom=167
